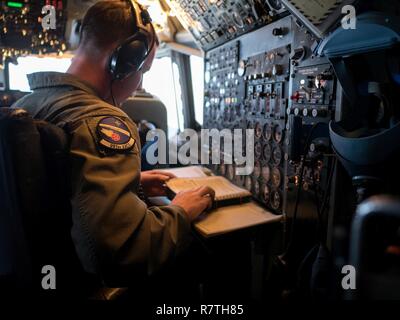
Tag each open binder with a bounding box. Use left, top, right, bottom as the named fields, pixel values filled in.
left=161, top=166, right=282, bottom=238
left=166, top=176, right=252, bottom=208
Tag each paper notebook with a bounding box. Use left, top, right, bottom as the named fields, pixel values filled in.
left=153, top=166, right=281, bottom=238
left=165, top=176, right=252, bottom=206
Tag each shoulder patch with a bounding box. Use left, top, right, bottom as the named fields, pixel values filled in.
left=96, top=117, right=135, bottom=151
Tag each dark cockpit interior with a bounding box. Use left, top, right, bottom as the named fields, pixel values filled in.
left=1, top=0, right=400, bottom=311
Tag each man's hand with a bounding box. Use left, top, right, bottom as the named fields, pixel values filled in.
left=140, top=170, right=175, bottom=197
left=171, top=186, right=216, bottom=221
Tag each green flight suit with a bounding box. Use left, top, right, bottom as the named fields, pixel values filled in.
left=12, top=72, right=192, bottom=285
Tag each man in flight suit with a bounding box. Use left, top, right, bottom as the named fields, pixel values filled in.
left=12, top=0, right=214, bottom=289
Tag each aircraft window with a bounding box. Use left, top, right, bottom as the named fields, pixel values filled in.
left=190, top=55, right=204, bottom=126
left=142, top=56, right=184, bottom=138
left=8, top=56, right=71, bottom=92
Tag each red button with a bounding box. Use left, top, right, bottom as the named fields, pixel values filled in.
left=290, top=91, right=300, bottom=101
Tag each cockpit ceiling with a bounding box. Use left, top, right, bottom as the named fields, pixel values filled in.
left=0, top=0, right=192, bottom=67
left=66, top=0, right=190, bottom=44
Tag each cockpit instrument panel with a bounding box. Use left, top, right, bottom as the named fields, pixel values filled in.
left=166, top=0, right=288, bottom=51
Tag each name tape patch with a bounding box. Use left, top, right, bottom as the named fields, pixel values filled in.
left=96, top=117, right=135, bottom=151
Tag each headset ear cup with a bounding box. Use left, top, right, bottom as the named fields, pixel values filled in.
left=109, top=36, right=149, bottom=80
left=125, top=39, right=148, bottom=69
left=109, top=49, right=120, bottom=78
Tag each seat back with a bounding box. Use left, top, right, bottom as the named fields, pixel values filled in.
left=0, top=108, right=82, bottom=298
left=349, top=196, right=400, bottom=300
left=122, top=91, right=168, bottom=137
left=122, top=91, right=170, bottom=170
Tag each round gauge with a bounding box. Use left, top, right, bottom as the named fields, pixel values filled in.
left=263, top=144, right=272, bottom=162
left=272, top=147, right=282, bottom=165
left=245, top=176, right=252, bottom=191
left=271, top=167, right=282, bottom=187
left=270, top=190, right=282, bottom=210
left=263, top=123, right=272, bottom=140
left=273, top=124, right=283, bottom=143
left=238, top=60, right=246, bottom=77
left=263, top=185, right=270, bottom=203
left=255, top=122, right=262, bottom=138
left=254, top=181, right=260, bottom=196
left=262, top=165, right=271, bottom=182
left=225, top=165, right=233, bottom=180
left=254, top=161, right=261, bottom=178
left=267, top=0, right=283, bottom=11
left=255, top=141, right=262, bottom=159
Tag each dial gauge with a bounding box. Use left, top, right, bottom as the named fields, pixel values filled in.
left=270, top=190, right=281, bottom=210
left=271, top=167, right=282, bottom=187
left=255, top=141, right=262, bottom=159
left=273, top=124, right=283, bottom=143
left=264, top=123, right=272, bottom=140
left=263, top=144, right=272, bottom=162
left=262, top=165, right=271, bottom=182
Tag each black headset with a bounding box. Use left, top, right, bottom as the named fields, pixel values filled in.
left=108, top=0, right=156, bottom=81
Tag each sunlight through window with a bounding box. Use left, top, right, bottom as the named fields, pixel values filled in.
left=9, top=56, right=71, bottom=92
